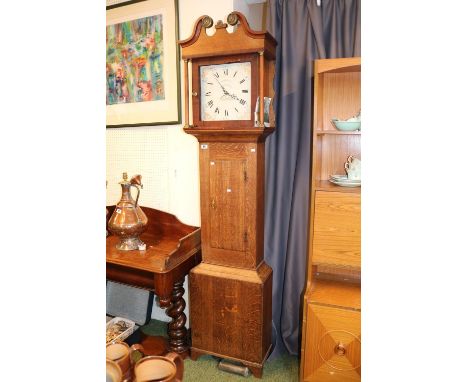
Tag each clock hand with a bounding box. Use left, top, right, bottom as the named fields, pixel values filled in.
left=214, top=76, right=230, bottom=95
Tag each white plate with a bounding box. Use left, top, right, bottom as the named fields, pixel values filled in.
left=329, top=179, right=361, bottom=187
left=330, top=174, right=360, bottom=182
left=330, top=174, right=347, bottom=180
left=329, top=178, right=360, bottom=184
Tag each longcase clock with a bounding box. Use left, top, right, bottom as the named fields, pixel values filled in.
left=178, top=12, right=277, bottom=378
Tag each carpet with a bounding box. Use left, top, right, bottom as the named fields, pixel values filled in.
left=140, top=319, right=299, bottom=381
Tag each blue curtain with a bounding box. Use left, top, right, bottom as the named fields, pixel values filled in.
left=264, top=0, right=361, bottom=357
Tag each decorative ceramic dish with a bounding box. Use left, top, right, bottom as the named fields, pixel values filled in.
left=331, top=119, right=361, bottom=131
left=331, top=111, right=361, bottom=131
left=330, top=174, right=360, bottom=181
left=330, top=174, right=349, bottom=181
left=329, top=175, right=361, bottom=187
left=329, top=181, right=361, bottom=187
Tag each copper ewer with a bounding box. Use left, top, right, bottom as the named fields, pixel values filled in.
left=108, top=173, right=148, bottom=250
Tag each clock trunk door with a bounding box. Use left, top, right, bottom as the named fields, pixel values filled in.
left=200, top=142, right=258, bottom=269
left=209, top=159, right=246, bottom=252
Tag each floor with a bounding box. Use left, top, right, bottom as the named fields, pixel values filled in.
left=141, top=319, right=299, bottom=381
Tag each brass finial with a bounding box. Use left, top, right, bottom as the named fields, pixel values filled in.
left=215, top=20, right=227, bottom=29
left=227, top=12, right=239, bottom=26
left=202, top=16, right=213, bottom=29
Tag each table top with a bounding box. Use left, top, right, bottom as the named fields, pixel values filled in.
left=106, top=206, right=201, bottom=274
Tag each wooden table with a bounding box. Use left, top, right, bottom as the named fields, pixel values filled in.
left=106, top=206, right=201, bottom=356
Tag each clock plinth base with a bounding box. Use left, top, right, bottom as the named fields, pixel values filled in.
left=190, top=345, right=272, bottom=379
left=189, top=262, right=272, bottom=379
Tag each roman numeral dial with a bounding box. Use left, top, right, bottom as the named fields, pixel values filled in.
left=200, top=61, right=251, bottom=121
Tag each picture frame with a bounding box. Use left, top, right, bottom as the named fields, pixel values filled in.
left=106, top=0, right=181, bottom=127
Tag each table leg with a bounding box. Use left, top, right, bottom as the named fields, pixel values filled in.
left=166, top=278, right=189, bottom=354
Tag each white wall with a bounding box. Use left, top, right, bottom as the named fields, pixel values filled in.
left=107, top=0, right=264, bottom=322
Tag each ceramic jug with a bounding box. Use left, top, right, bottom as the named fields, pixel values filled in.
left=108, top=173, right=148, bottom=250
left=133, top=353, right=184, bottom=382
left=106, top=359, right=123, bottom=382
left=106, top=342, right=145, bottom=382
left=345, top=155, right=361, bottom=180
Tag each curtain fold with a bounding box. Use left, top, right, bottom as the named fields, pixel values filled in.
left=264, top=0, right=360, bottom=357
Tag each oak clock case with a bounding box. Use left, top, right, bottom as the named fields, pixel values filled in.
left=178, top=12, right=277, bottom=378
left=192, top=53, right=258, bottom=126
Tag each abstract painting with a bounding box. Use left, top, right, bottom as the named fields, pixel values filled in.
left=106, top=0, right=180, bottom=127
left=106, top=14, right=165, bottom=105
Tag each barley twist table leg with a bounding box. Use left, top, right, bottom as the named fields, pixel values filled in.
left=165, top=279, right=188, bottom=353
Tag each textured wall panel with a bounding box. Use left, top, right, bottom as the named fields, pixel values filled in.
left=106, top=127, right=170, bottom=212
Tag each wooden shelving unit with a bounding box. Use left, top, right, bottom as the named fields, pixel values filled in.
left=300, top=57, right=361, bottom=382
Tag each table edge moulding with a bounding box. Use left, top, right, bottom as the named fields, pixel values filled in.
left=300, top=57, right=361, bottom=382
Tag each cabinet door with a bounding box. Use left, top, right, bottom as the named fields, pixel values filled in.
left=199, top=142, right=258, bottom=269
left=303, top=302, right=361, bottom=382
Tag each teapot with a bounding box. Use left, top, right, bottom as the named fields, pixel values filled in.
left=344, top=155, right=361, bottom=181
left=108, top=172, right=148, bottom=250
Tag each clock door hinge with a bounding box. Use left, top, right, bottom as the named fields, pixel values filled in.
left=244, top=169, right=248, bottom=182
left=244, top=231, right=248, bottom=243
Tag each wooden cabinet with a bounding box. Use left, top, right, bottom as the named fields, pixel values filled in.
left=300, top=58, right=361, bottom=381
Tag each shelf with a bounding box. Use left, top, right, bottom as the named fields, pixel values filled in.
left=315, top=57, right=361, bottom=75
left=313, top=263, right=361, bottom=282
left=317, top=130, right=361, bottom=136
left=305, top=278, right=361, bottom=311
left=314, top=180, right=361, bottom=194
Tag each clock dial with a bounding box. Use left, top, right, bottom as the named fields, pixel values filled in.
left=200, top=62, right=251, bottom=121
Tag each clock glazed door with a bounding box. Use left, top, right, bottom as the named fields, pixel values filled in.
left=199, top=142, right=259, bottom=269
left=192, top=53, right=259, bottom=128
left=200, top=61, right=252, bottom=122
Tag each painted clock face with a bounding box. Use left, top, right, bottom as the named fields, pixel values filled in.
left=200, top=62, right=251, bottom=121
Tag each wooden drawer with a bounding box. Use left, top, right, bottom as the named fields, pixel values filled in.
left=302, top=299, right=361, bottom=381
left=312, top=191, right=360, bottom=268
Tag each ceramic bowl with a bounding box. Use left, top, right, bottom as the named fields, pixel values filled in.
left=331, top=119, right=361, bottom=131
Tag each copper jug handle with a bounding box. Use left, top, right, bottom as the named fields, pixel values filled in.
left=131, top=184, right=141, bottom=207
left=164, top=352, right=184, bottom=381
left=129, top=343, right=145, bottom=365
